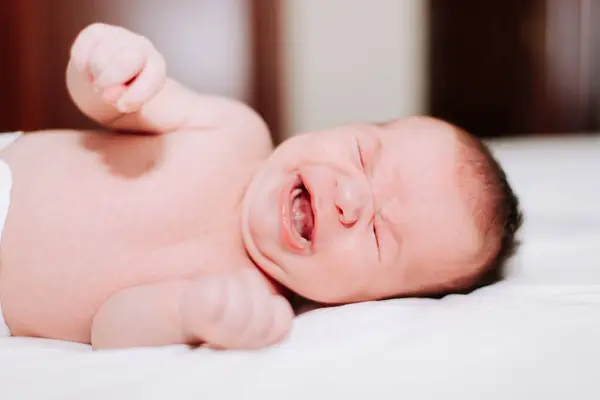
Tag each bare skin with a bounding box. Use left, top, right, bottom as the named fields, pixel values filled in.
left=0, top=23, right=487, bottom=350
left=0, top=24, right=292, bottom=349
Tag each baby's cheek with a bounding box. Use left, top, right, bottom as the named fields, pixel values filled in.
left=325, top=241, right=372, bottom=279
left=309, top=252, right=376, bottom=302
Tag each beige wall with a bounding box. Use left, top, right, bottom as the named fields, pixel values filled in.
left=283, top=0, right=428, bottom=136
left=99, top=0, right=251, bottom=101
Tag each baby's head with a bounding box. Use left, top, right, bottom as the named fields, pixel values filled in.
left=241, top=116, right=523, bottom=303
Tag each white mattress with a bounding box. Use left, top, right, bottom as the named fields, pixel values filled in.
left=1, top=134, right=600, bottom=400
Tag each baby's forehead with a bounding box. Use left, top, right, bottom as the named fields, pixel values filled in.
left=380, top=117, right=459, bottom=145
left=377, top=119, right=460, bottom=178
left=372, top=119, right=469, bottom=226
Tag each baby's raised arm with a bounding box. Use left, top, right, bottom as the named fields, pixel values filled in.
left=91, top=269, right=294, bottom=350
left=67, top=23, right=262, bottom=135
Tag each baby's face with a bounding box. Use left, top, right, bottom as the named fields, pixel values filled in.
left=241, top=117, right=488, bottom=303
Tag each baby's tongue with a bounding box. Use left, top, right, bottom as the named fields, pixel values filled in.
left=292, top=190, right=314, bottom=241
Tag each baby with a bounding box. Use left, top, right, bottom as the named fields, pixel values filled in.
left=0, top=23, right=522, bottom=350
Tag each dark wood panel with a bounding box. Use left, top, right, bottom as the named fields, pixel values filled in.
left=428, top=0, right=545, bottom=137
left=0, top=0, right=112, bottom=131
left=427, top=0, right=600, bottom=137
left=249, top=0, right=285, bottom=143
left=0, top=1, right=20, bottom=131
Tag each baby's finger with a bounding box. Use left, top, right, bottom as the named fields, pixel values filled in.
left=203, top=278, right=253, bottom=349
left=235, top=289, right=273, bottom=348
left=116, top=50, right=166, bottom=113
left=264, top=296, right=294, bottom=345
left=94, top=45, right=147, bottom=89
left=89, top=39, right=129, bottom=82
left=180, top=276, right=226, bottom=341
left=102, top=85, right=127, bottom=104
left=70, top=23, right=106, bottom=72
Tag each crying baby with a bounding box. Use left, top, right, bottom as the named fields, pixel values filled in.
left=0, top=23, right=523, bottom=349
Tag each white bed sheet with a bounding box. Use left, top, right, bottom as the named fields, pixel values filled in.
left=1, top=135, right=600, bottom=400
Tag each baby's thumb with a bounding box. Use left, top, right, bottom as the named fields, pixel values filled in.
left=102, top=85, right=127, bottom=109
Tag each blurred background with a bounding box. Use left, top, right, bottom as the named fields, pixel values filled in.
left=1, top=0, right=599, bottom=142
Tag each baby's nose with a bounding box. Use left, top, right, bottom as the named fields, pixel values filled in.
left=335, top=178, right=369, bottom=226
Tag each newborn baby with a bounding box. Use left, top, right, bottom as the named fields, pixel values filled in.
left=0, top=23, right=522, bottom=349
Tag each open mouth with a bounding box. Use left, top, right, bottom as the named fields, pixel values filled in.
left=280, top=173, right=316, bottom=253
left=290, top=178, right=315, bottom=243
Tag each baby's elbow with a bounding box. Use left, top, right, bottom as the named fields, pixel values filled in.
left=90, top=299, right=124, bottom=350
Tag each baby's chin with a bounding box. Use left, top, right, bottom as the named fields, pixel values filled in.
left=238, top=213, right=316, bottom=301
left=240, top=173, right=287, bottom=282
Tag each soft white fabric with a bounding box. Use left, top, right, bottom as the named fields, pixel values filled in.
left=0, top=132, right=21, bottom=151
left=1, top=134, right=600, bottom=400
left=0, top=133, right=18, bottom=338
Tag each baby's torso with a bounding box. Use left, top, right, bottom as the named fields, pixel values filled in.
left=0, top=128, right=270, bottom=343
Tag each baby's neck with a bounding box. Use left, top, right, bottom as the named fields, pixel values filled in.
left=253, top=266, right=320, bottom=312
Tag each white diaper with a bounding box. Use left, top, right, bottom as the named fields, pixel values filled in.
left=0, top=131, right=22, bottom=337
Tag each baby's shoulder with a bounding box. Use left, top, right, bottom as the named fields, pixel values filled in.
left=222, top=100, right=273, bottom=158
left=175, top=99, right=273, bottom=161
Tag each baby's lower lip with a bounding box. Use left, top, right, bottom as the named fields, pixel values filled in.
left=279, top=174, right=309, bottom=254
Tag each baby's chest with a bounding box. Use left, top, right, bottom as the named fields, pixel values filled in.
left=4, top=130, right=257, bottom=273
left=101, top=130, right=256, bottom=232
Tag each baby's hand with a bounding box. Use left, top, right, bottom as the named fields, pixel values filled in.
left=181, top=269, right=294, bottom=350
left=70, top=23, right=166, bottom=114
